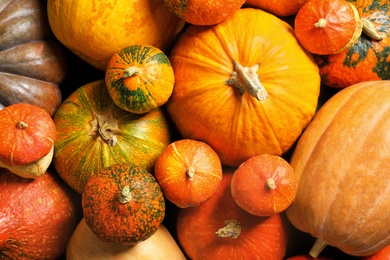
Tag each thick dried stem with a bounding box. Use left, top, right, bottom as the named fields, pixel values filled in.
left=123, top=66, right=140, bottom=78
left=361, top=17, right=385, bottom=40
left=216, top=219, right=241, bottom=239
left=309, top=238, right=330, bottom=258
left=16, top=121, right=28, bottom=130
left=266, top=178, right=276, bottom=190
left=118, top=186, right=132, bottom=204
left=314, top=18, right=327, bottom=28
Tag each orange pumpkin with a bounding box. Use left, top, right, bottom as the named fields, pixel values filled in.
left=294, top=0, right=363, bottom=55
left=154, top=139, right=223, bottom=208
left=285, top=80, right=390, bottom=257
left=244, top=0, right=308, bottom=16
left=166, top=8, right=320, bottom=167
left=231, top=154, right=297, bottom=216
left=361, top=245, right=390, bottom=260
left=47, top=0, right=185, bottom=71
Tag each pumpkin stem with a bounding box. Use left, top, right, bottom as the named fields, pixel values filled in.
left=187, top=167, right=195, bottom=180
left=215, top=219, right=241, bottom=239
left=16, top=121, right=28, bottom=130
left=361, top=18, right=385, bottom=41
left=314, top=18, right=327, bottom=28
left=266, top=178, right=276, bottom=189
left=309, top=238, right=330, bottom=258
left=89, top=112, right=119, bottom=146
left=123, top=66, right=140, bottom=78
left=118, top=185, right=132, bottom=204
left=225, top=60, right=268, bottom=101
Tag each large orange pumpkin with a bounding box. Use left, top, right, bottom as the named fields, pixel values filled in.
left=47, top=0, right=185, bottom=71
left=285, top=80, right=390, bottom=257
left=166, top=8, right=320, bottom=167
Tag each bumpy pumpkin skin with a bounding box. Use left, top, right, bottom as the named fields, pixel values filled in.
left=82, top=164, right=165, bottom=245
left=53, top=80, right=172, bottom=193
left=0, top=0, right=67, bottom=116
left=285, top=80, right=390, bottom=257
left=167, top=8, right=320, bottom=167
left=315, top=0, right=390, bottom=88
left=47, top=0, right=185, bottom=71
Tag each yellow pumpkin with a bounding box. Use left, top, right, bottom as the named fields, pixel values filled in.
left=47, top=0, right=185, bottom=71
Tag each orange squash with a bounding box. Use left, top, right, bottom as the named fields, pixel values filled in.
left=361, top=245, right=390, bottom=260
left=154, top=139, right=223, bottom=208
left=166, top=8, right=320, bottom=167
left=244, top=0, right=308, bottom=16
left=47, top=0, right=185, bottom=71
left=285, top=80, right=390, bottom=257
left=294, top=0, right=363, bottom=55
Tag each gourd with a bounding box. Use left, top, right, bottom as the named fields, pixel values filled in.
left=244, top=0, right=308, bottom=16
left=361, top=245, right=390, bottom=260
left=154, top=139, right=223, bottom=208
left=53, top=80, right=172, bottom=193
left=82, top=164, right=165, bottom=245
left=47, top=0, right=185, bottom=71
left=285, top=80, right=390, bottom=257
left=0, top=168, right=78, bottom=259
left=105, top=45, right=175, bottom=114
left=166, top=8, right=320, bottom=167
left=66, top=218, right=186, bottom=260
left=0, top=0, right=67, bottom=116
left=315, top=0, right=390, bottom=88
left=294, top=0, right=363, bottom=55
left=176, top=169, right=290, bottom=259
left=161, top=0, right=245, bottom=25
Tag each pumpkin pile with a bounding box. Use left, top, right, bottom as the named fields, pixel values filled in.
left=0, top=0, right=389, bottom=259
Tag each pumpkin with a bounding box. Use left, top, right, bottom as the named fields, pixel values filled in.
left=0, top=0, right=67, bottom=116
left=315, top=0, right=390, bottom=88
left=294, top=0, right=363, bottom=55
left=166, top=8, right=320, bottom=167
left=47, top=0, right=185, bottom=71
left=244, top=0, right=308, bottom=16
left=53, top=79, right=172, bottom=193
left=176, top=168, right=290, bottom=259
left=105, top=45, right=175, bottom=114
left=286, top=254, right=334, bottom=260
left=0, top=168, right=79, bottom=259
left=82, top=164, right=165, bottom=245
left=361, top=245, right=390, bottom=260
left=66, top=218, right=186, bottom=260
left=231, top=154, right=297, bottom=216
left=285, top=80, right=390, bottom=257
left=154, top=139, right=223, bottom=208
left=0, top=103, right=56, bottom=176
left=161, top=0, right=245, bottom=25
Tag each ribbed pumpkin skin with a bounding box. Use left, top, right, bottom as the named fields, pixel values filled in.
left=285, top=80, right=390, bottom=256
left=47, top=0, right=185, bottom=71
left=82, top=164, right=165, bottom=245
left=105, top=45, right=175, bottom=114
left=315, top=0, right=390, bottom=88
left=53, top=80, right=172, bottom=193
left=167, top=8, right=320, bottom=167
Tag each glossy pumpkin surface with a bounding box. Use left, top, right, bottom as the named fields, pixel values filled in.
left=47, top=0, right=185, bottom=71
left=244, top=0, right=308, bottom=16
left=315, top=0, right=390, bottom=88
left=177, top=169, right=290, bottom=259
left=154, top=139, right=223, bottom=208
left=167, top=8, right=320, bottom=167
left=105, top=45, right=175, bottom=114
left=53, top=80, right=172, bottom=193
left=0, top=0, right=67, bottom=116
left=285, top=80, right=390, bottom=257
left=82, top=164, right=165, bottom=245
left=0, top=103, right=56, bottom=167
left=231, top=154, right=297, bottom=216
left=294, top=0, right=363, bottom=55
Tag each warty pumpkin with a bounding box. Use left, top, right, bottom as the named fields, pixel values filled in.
left=166, top=8, right=321, bottom=167
left=53, top=80, right=172, bottom=193
left=47, top=0, right=185, bottom=71
left=285, top=80, right=390, bottom=257
left=0, top=0, right=67, bottom=116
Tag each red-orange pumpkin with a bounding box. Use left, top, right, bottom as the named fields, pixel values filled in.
left=361, top=244, right=390, bottom=260
left=244, top=0, right=308, bottom=16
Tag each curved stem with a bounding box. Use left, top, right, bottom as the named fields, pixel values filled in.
left=314, top=18, right=327, bottom=28
left=118, top=186, right=132, bottom=204
left=123, top=66, right=140, bottom=79
left=186, top=167, right=195, bottom=181
left=89, top=112, right=119, bottom=146
left=216, top=219, right=241, bottom=239
left=309, top=237, right=330, bottom=258
left=361, top=18, right=385, bottom=40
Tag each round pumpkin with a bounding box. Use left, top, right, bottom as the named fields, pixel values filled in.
left=315, top=0, right=390, bottom=88
left=154, top=139, right=223, bottom=208
left=361, top=244, right=390, bottom=260
left=47, top=0, right=185, bottom=71
left=161, top=0, right=245, bottom=25
left=53, top=80, right=172, bottom=193
left=244, top=0, right=308, bottom=16
left=285, top=80, right=390, bottom=257
left=0, top=0, right=67, bottom=116
left=231, top=154, right=297, bottom=216
left=82, top=164, right=165, bottom=245
left=105, top=45, right=175, bottom=114
left=66, top=218, right=186, bottom=260
left=166, top=8, right=320, bottom=167
left=176, top=169, right=290, bottom=259
left=294, top=0, right=363, bottom=55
